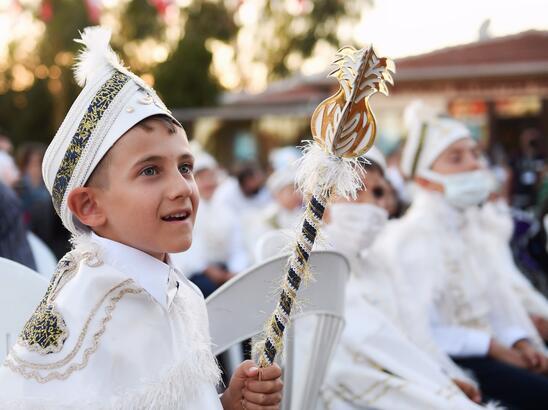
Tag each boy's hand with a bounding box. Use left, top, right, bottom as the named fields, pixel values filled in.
left=221, top=360, right=283, bottom=410
left=488, top=339, right=527, bottom=368
left=513, top=339, right=548, bottom=373
left=452, top=379, right=482, bottom=404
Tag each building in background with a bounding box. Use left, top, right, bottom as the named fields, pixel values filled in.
left=173, top=30, right=548, bottom=167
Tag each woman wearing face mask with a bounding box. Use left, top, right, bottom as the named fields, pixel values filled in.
left=371, top=102, right=548, bottom=410
left=318, top=147, right=487, bottom=410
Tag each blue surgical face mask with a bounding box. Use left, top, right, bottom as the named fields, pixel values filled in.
left=419, top=169, right=495, bottom=209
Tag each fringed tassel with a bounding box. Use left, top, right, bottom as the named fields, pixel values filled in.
left=295, top=141, right=366, bottom=200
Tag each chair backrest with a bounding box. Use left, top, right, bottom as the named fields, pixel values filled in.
left=0, top=257, right=48, bottom=360
left=253, top=229, right=293, bottom=262
left=27, top=232, right=57, bottom=279
left=207, top=251, right=349, bottom=410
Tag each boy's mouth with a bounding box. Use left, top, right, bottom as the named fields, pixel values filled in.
left=161, top=210, right=191, bottom=222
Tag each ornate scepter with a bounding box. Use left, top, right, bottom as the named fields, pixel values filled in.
left=257, top=45, right=395, bottom=368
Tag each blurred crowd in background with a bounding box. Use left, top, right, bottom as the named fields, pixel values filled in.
left=0, top=119, right=546, bottom=294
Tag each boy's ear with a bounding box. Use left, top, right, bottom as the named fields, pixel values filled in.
left=66, top=187, right=106, bottom=228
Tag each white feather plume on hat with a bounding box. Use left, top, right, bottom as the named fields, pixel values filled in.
left=73, top=26, right=152, bottom=95
left=73, top=27, right=124, bottom=87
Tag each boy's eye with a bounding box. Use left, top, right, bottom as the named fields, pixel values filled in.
left=140, top=166, right=158, bottom=177
left=179, top=163, right=193, bottom=175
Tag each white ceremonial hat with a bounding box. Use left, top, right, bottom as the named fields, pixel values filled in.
left=267, top=166, right=297, bottom=194
left=400, top=100, right=471, bottom=178
left=190, top=141, right=218, bottom=173
left=268, top=146, right=301, bottom=171
left=361, top=145, right=387, bottom=174
left=42, top=27, right=180, bottom=235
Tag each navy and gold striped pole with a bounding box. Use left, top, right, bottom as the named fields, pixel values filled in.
left=258, top=192, right=329, bottom=367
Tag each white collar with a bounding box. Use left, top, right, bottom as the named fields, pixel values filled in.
left=91, top=232, right=175, bottom=308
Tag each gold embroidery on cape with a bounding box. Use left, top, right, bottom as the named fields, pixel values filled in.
left=17, top=254, right=78, bottom=355
left=6, top=281, right=142, bottom=383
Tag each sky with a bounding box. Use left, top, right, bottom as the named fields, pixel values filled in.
left=0, top=0, right=547, bottom=91
left=352, top=0, right=548, bottom=58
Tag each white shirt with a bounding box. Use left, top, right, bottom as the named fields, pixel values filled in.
left=92, top=233, right=175, bottom=307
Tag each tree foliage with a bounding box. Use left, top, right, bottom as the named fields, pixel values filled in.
left=0, top=0, right=92, bottom=145
left=0, top=0, right=370, bottom=144
left=154, top=1, right=237, bottom=107
left=254, top=0, right=367, bottom=79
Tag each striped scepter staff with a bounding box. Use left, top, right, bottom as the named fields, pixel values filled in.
left=257, top=45, right=395, bottom=368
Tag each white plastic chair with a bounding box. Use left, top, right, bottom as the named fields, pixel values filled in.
left=0, top=257, right=48, bottom=360
left=207, top=250, right=350, bottom=410
left=253, top=229, right=293, bottom=262
left=27, top=232, right=57, bottom=279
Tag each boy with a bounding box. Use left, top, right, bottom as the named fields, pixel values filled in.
left=0, top=27, right=282, bottom=409
left=372, top=102, right=548, bottom=409
left=320, top=147, right=484, bottom=409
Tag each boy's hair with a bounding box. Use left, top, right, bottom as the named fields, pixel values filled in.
left=86, top=114, right=180, bottom=188
left=234, top=162, right=263, bottom=186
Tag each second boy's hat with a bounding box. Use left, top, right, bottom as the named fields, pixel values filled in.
left=42, top=26, right=179, bottom=235
left=400, top=100, right=471, bottom=179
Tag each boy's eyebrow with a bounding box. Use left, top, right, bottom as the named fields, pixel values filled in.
left=132, top=153, right=194, bottom=168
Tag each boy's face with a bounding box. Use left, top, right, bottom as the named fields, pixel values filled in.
left=430, top=138, right=482, bottom=175
left=354, top=168, right=393, bottom=214
left=194, top=168, right=218, bottom=201
left=330, top=167, right=393, bottom=215
left=92, top=120, right=199, bottom=259
left=274, top=185, right=302, bottom=211
left=415, top=137, right=483, bottom=193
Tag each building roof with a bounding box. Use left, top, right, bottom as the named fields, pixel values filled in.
left=397, top=30, right=548, bottom=69
left=173, top=30, right=548, bottom=121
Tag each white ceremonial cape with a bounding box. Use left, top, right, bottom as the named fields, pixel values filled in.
left=318, top=204, right=484, bottom=409
left=371, top=189, right=545, bottom=367
left=0, top=234, right=222, bottom=409
left=318, top=278, right=486, bottom=410
left=472, top=201, right=548, bottom=319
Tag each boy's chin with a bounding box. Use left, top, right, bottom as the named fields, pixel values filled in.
left=165, top=239, right=192, bottom=254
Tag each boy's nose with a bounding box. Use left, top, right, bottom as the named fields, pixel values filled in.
left=464, top=151, right=482, bottom=172
left=167, top=170, right=194, bottom=200
left=467, top=158, right=482, bottom=172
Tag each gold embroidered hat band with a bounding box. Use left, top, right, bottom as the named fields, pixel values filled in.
left=42, top=27, right=179, bottom=235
